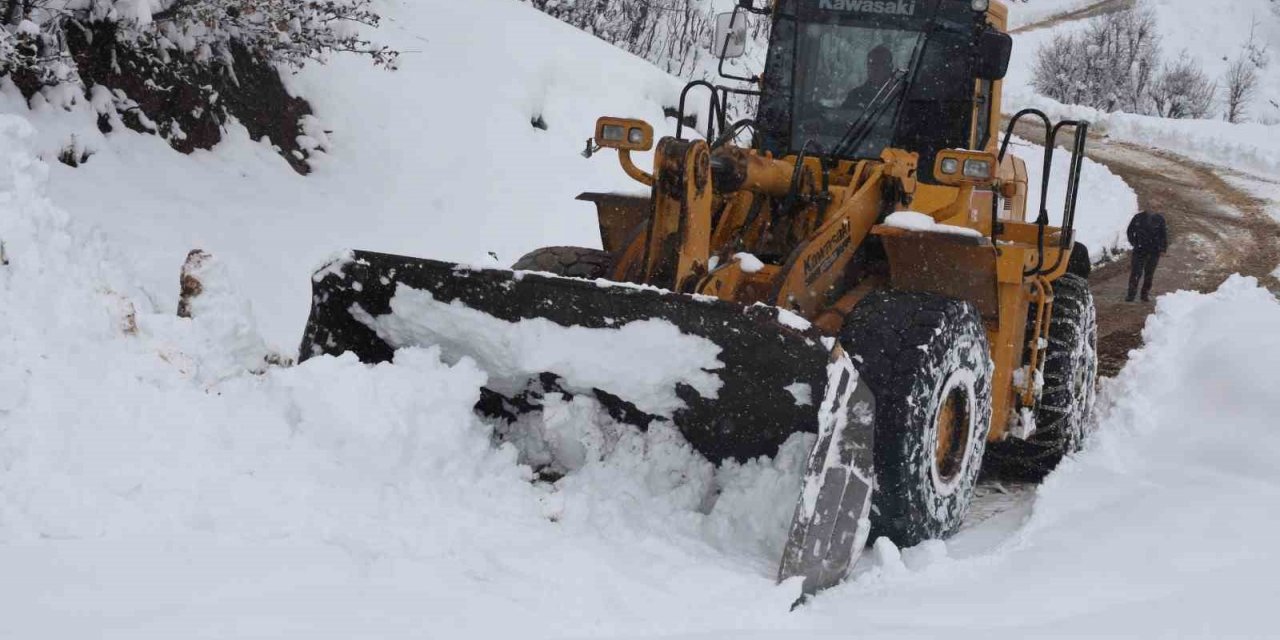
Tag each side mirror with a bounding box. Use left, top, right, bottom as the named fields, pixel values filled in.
left=713, top=11, right=748, bottom=60
left=975, top=30, right=1012, bottom=80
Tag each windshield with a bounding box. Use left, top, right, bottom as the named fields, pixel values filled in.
left=757, top=10, right=978, bottom=170
left=793, top=23, right=921, bottom=157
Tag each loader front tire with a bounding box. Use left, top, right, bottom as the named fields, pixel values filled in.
left=1068, top=242, right=1092, bottom=279
left=987, top=274, right=1098, bottom=479
left=511, top=246, right=613, bottom=279
left=842, top=292, right=993, bottom=547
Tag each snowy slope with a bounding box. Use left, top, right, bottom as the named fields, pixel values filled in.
left=1011, top=0, right=1280, bottom=121
left=1005, top=0, right=1280, bottom=176
left=0, top=0, right=687, bottom=348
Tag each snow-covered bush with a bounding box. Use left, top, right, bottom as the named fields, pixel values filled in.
left=1223, top=19, right=1268, bottom=124
left=0, top=0, right=395, bottom=82
left=1151, top=53, right=1216, bottom=120
left=1225, top=56, right=1260, bottom=123
left=150, top=0, right=397, bottom=70
left=1031, top=5, right=1161, bottom=115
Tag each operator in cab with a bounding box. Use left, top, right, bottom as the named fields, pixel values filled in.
left=843, top=45, right=895, bottom=110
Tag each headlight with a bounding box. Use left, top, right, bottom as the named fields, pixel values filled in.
left=963, top=159, right=992, bottom=179
left=971, top=0, right=990, bottom=11
left=628, top=127, right=645, bottom=144
left=940, top=158, right=960, bottom=175
left=601, top=125, right=626, bottom=142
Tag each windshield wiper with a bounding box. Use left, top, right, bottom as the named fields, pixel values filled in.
left=830, top=70, right=908, bottom=158
left=830, top=2, right=942, bottom=159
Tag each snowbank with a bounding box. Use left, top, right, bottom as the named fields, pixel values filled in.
left=1005, top=88, right=1280, bottom=179
left=11, top=125, right=1279, bottom=637
left=0, top=109, right=816, bottom=637
left=786, top=277, right=1280, bottom=637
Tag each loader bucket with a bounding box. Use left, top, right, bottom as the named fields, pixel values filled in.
left=301, top=251, right=834, bottom=463
left=299, top=250, right=877, bottom=593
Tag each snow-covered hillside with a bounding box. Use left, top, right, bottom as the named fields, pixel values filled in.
left=2, top=0, right=1277, bottom=636
left=1005, top=0, right=1280, bottom=176
left=1, top=0, right=688, bottom=347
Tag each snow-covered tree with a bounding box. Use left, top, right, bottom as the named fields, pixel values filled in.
left=1032, top=5, right=1162, bottom=115
left=1151, top=53, right=1216, bottom=120
left=0, top=0, right=396, bottom=173
left=0, top=0, right=395, bottom=88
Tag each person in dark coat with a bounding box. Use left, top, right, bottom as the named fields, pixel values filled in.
left=1126, top=210, right=1169, bottom=302
left=843, top=46, right=895, bottom=110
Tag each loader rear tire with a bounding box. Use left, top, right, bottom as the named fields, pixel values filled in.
left=842, top=292, right=993, bottom=548
left=986, top=274, right=1098, bottom=480
left=511, top=246, right=613, bottom=279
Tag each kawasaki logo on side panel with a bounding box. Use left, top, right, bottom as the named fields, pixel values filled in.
left=818, top=0, right=917, bottom=15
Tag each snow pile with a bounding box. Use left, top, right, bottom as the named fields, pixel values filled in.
left=359, top=285, right=725, bottom=415
left=1013, top=136, right=1137, bottom=260
left=0, top=107, right=817, bottom=636
left=785, top=277, right=1280, bottom=637
left=1017, top=276, right=1280, bottom=634
left=884, top=211, right=984, bottom=238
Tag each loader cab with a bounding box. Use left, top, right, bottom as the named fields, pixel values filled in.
left=753, top=0, right=1011, bottom=182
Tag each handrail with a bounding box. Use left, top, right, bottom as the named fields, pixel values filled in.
left=996, top=109, right=1090, bottom=277
left=676, top=81, right=725, bottom=142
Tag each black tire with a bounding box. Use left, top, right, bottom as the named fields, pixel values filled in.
left=986, top=274, right=1098, bottom=479
left=842, top=292, right=994, bottom=547
left=1068, top=242, right=1092, bottom=279
left=510, top=246, right=613, bottom=279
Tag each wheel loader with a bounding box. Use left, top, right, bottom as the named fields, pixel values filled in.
left=299, top=0, right=1098, bottom=597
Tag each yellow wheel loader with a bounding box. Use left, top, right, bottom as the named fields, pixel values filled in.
left=299, top=0, right=1098, bottom=596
